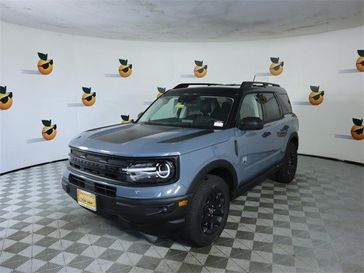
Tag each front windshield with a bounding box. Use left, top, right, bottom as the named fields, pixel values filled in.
left=138, top=93, right=235, bottom=129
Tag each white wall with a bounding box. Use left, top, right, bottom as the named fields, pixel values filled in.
left=1, top=22, right=363, bottom=172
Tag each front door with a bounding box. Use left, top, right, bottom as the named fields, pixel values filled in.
left=234, top=93, right=274, bottom=183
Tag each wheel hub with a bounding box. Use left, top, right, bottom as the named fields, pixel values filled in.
left=201, top=190, right=225, bottom=235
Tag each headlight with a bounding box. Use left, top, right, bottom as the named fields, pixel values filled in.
left=121, top=159, right=176, bottom=183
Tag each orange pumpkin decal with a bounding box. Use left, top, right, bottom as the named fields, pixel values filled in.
left=82, top=87, right=96, bottom=107
left=0, top=86, right=13, bottom=110
left=121, top=115, right=130, bottom=124
left=269, top=57, right=284, bottom=76
left=356, top=50, right=364, bottom=72
left=37, top=52, right=53, bottom=75
left=351, top=118, right=364, bottom=140
left=308, top=85, right=324, bottom=106
left=194, top=60, right=208, bottom=78
left=157, top=87, right=166, bottom=98
left=41, top=120, right=57, bottom=141
left=118, top=59, right=132, bottom=77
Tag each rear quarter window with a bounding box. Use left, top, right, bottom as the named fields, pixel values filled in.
left=278, top=93, right=292, bottom=115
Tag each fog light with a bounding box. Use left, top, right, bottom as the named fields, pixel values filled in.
left=178, top=200, right=188, bottom=207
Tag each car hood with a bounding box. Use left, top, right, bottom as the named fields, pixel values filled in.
left=69, top=123, right=231, bottom=157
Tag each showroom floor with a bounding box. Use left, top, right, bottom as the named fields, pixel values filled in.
left=0, top=156, right=363, bottom=273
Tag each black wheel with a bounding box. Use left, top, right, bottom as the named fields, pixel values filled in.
left=275, top=142, right=297, bottom=183
left=184, top=174, right=230, bottom=247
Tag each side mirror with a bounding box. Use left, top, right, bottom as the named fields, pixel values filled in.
left=238, top=117, right=264, bottom=130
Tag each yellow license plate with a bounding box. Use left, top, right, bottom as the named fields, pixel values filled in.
left=77, top=189, right=96, bottom=211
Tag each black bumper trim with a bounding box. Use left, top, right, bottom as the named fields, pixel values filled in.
left=62, top=177, right=191, bottom=223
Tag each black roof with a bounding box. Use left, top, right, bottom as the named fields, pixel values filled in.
left=167, top=82, right=287, bottom=96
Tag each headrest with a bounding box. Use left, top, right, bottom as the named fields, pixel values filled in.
left=200, top=100, right=211, bottom=115
left=221, top=101, right=232, bottom=112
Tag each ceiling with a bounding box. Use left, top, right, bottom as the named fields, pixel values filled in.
left=0, top=0, right=363, bottom=42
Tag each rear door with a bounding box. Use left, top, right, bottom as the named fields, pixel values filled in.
left=259, top=92, right=286, bottom=165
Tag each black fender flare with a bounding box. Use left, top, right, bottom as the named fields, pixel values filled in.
left=187, top=159, right=238, bottom=194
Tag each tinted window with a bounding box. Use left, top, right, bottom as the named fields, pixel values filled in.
left=239, top=93, right=263, bottom=120
left=139, top=94, right=234, bottom=129
left=278, top=94, right=292, bottom=114
left=259, top=93, right=281, bottom=123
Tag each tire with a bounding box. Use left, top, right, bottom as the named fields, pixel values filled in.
left=184, top=174, right=230, bottom=247
left=275, top=142, right=297, bottom=183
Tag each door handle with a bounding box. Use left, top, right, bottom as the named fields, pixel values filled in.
left=262, top=131, right=271, bottom=138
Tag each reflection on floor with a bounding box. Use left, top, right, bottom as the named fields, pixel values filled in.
left=0, top=156, right=363, bottom=273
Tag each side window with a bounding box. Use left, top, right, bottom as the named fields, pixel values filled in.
left=239, top=93, right=263, bottom=120
left=278, top=94, right=292, bottom=115
left=260, top=93, right=281, bottom=123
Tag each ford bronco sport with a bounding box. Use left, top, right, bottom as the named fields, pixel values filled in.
left=62, top=81, right=299, bottom=246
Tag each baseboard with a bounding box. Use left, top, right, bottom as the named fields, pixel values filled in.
left=0, top=158, right=68, bottom=176
left=298, top=153, right=364, bottom=167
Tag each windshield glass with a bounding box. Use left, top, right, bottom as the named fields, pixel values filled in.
left=139, top=94, right=235, bottom=129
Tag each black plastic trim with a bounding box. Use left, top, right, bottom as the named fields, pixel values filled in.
left=62, top=177, right=192, bottom=223
left=232, top=162, right=281, bottom=199
left=187, top=160, right=238, bottom=194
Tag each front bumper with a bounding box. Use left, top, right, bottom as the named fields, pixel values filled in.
left=61, top=173, right=191, bottom=223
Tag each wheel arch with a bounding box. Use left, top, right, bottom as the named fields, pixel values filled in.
left=187, top=160, right=238, bottom=195
left=288, top=132, right=299, bottom=150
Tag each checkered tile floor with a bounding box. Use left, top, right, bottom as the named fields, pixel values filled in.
left=0, top=156, right=363, bottom=273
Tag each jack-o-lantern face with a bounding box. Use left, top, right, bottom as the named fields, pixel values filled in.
left=0, top=86, right=13, bottom=110
left=82, top=87, right=96, bottom=106
left=41, top=120, right=57, bottom=141
left=118, top=59, right=132, bottom=77
left=194, top=60, right=207, bottom=78
left=351, top=118, right=364, bottom=140
left=37, top=52, right=53, bottom=75
left=121, top=115, right=130, bottom=124
left=157, top=87, right=166, bottom=98
left=269, top=57, right=284, bottom=76
left=308, top=85, right=324, bottom=106
left=356, top=50, right=364, bottom=72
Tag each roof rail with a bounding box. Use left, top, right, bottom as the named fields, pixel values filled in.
left=240, top=81, right=280, bottom=88
left=173, top=83, right=223, bottom=89
left=173, top=83, right=242, bottom=89
left=173, top=82, right=280, bottom=90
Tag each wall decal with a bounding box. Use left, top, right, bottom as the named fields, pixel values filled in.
left=121, top=115, right=130, bottom=124
left=194, top=60, right=208, bottom=78
left=41, top=120, right=57, bottom=141
left=308, top=85, right=324, bottom=106
left=0, top=86, right=13, bottom=110
left=351, top=118, right=364, bottom=140
left=269, top=57, right=284, bottom=76
left=82, top=87, right=96, bottom=106
left=118, top=59, right=132, bottom=77
left=157, top=87, right=166, bottom=98
left=356, top=50, right=364, bottom=72
left=37, top=52, right=53, bottom=75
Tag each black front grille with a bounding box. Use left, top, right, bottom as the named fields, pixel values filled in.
left=69, top=174, right=85, bottom=188
left=95, top=183, right=116, bottom=197
left=69, top=174, right=116, bottom=197
left=69, top=149, right=129, bottom=181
